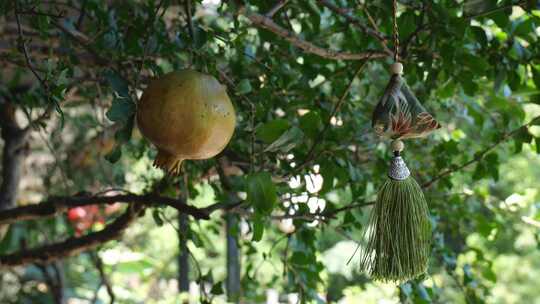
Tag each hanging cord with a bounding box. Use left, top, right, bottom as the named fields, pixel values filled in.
left=392, top=0, right=399, bottom=63
left=389, top=0, right=403, bottom=75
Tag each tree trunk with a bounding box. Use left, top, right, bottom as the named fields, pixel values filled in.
left=178, top=212, right=190, bottom=293
left=0, top=103, right=27, bottom=211
left=226, top=212, right=240, bottom=303
left=0, top=102, right=28, bottom=239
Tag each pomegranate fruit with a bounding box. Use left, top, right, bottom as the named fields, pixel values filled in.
left=66, top=204, right=117, bottom=236
left=137, top=70, right=236, bottom=174
left=67, top=207, right=86, bottom=221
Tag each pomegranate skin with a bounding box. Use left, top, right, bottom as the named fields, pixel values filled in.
left=137, top=70, right=236, bottom=174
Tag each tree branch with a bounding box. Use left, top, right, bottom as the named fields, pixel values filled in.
left=238, top=7, right=387, bottom=61
left=266, top=0, right=289, bottom=18
left=53, top=20, right=112, bottom=66
left=37, top=262, right=65, bottom=304
left=14, top=3, right=49, bottom=92
left=464, top=0, right=527, bottom=19
left=422, top=115, right=540, bottom=188
left=0, top=205, right=144, bottom=267
left=317, top=0, right=393, bottom=56
left=293, top=60, right=370, bottom=173
left=91, top=252, right=115, bottom=304
left=0, top=102, right=29, bottom=211
left=399, top=3, right=428, bottom=60
left=0, top=193, right=210, bottom=225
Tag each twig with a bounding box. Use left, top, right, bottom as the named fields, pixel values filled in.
left=238, top=7, right=387, bottom=61
left=54, top=20, right=112, bottom=66
left=75, top=0, right=88, bottom=29
left=399, top=3, right=428, bottom=59
left=293, top=60, right=370, bottom=173
left=14, top=4, right=49, bottom=92
left=229, top=200, right=374, bottom=222
left=464, top=0, right=526, bottom=19
left=317, top=0, right=393, bottom=56
left=0, top=205, right=144, bottom=267
left=187, top=247, right=209, bottom=301
left=323, top=201, right=375, bottom=217
left=36, top=263, right=64, bottom=304
left=37, top=262, right=65, bottom=304
left=25, top=106, right=55, bottom=131
left=360, top=4, right=379, bottom=35
left=17, top=10, right=64, bottom=18
left=0, top=193, right=210, bottom=225
left=266, top=0, right=289, bottom=18
left=183, top=0, right=194, bottom=40
left=422, top=115, right=540, bottom=188
left=134, top=0, right=167, bottom=91
left=91, top=252, right=115, bottom=304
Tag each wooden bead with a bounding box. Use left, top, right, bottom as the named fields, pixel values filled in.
left=390, top=62, right=403, bottom=75
left=391, top=139, right=404, bottom=152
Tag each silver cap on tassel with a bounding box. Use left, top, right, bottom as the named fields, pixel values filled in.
left=388, top=156, right=410, bottom=180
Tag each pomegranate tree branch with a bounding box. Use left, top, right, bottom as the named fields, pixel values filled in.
left=14, top=3, right=49, bottom=92
left=53, top=20, right=112, bottom=66
left=316, top=0, right=393, bottom=56
left=265, top=0, right=289, bottom=18
left=91, top=252, right=115, bottom=304
left=422, top=115, right=540, bottom=188
left=293, top=60, right=370, bottom=174
left=0, top=193, right=210, bottom=225
left=238, top=7, right=387, bottom=61
left=0, top=205, right=144, bottom=267
left=0, top=102, right=29, bottom=212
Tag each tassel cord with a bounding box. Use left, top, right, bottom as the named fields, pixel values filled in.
left=392, top=0, right=399, bottom=63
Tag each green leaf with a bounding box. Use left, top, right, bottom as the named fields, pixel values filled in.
left=252, top=215, right=264, bottom=242
left=264, top=127, right=304, bottom=153
left=257, top=119, right=290, bottom=144
left=105, top=146, right=122, bottom=163
left=470, top=26, right=487, bottom=48
left=491, top=9, right=511, bottom=28
left=194, top=26, right=208, bottom=49
left=115, top=259, right=154, bottom=274
left=299, top=111, right=322, bottom=139
left=515, top=126, right=533, bottom=143
left=236, top=79, right=252, bottom=95
left=106, top=98, right=136, bottom=122
left=152, top=209, right=164, bottom=226
left=464, top=0, right=496, bottom=17
left=246, top=172, right=277, bottom=215
left=532, top=66, right=540, bottom=89
left=482, top=266, right=497, bottom=283
left=514, top=139, right=523, bottom=154
left=290, top=252, right=309, bottom=265
left=104, top=70, right=130, bottom=98
left=415, top=284, right=432, bottom=302
left=398, top=11, right=416, bottom=38
left=472, top=161, right=487, bottom=181
left=210, top=281, right=224, bottom=295
left=484, top=153, right=499, bottom=181
left=115, top=115, right=135, bottom=143
left=536, top=137, right=540, bottom=154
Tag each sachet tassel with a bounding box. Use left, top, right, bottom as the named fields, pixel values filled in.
left=360, top=140, right=431, bottom=282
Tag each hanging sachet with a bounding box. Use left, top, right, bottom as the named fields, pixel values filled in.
left=359, top=0, right=441, bottom=283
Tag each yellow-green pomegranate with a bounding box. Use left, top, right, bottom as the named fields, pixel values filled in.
left=137, top=70, right=236, bottom=175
